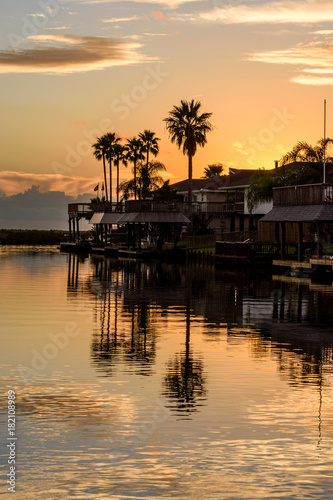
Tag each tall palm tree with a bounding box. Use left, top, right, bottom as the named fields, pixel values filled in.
left=113, top=143, right=128, bottom=204
left=104, top=132, right=120, bottom=203
left=125, top=137, right=144, bottom=200
left=138, top=130, right=160, bottom=199
left=164, top=99, right=212, bottom=209
left=92, top=135, right=109, bottom=201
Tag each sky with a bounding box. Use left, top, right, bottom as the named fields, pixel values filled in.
left=0, top=0, right=333, bottom=223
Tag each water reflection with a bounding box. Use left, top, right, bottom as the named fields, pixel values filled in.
left=66, top=255, right=333, bottom=411
left=3, top=247, right=333, bottom=498
left=162, top=300, right=206, bottom=417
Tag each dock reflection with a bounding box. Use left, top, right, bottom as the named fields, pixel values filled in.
left=66, top=255, right=333, bottom=418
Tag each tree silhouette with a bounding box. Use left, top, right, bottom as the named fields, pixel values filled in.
left=125, top=137, right=144, bottom=200
left=113, top=143, right=128, bottom=204
left=105, top=132, right=120, bottom=202
left=164, top=99, right=212, bottom=210
left=119, top=160, right=166, bottom=201
left=138, top=130, right=160, bottom=199
left=281, top=138, right=333, bottom=166
left=202, top=162, right=224, bottom=178
left=92, top=135, right=109, bottom=201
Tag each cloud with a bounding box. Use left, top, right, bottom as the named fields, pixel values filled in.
left=102, top=16, right=141, bottom=23
left=68, top=120, right=89, bottom=129
left=70, top=0, right=200, bottom=7
left=0, top=171, right=101, bottom=197
left=45, top=26, right=72, bottom=31
left=150, top=11, right=166, bottom=19
left=232, top=142, right=251, bottom=157
left=0, top=34, right=150, bottom=74
left=292, top=75, right=333, bottom=85
left=246, top=39, right=333, bottom=85
left=0, top=185, right=91, bottom=230
left=196, top=0, right=333, bottom=25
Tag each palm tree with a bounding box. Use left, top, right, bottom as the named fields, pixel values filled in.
left=145, top=160, right=166, bottom=193
left=138, top=130, right=160, bottom=199
left=104, top=132, right=120, bottom=203
left=281, top=138, right=333, bottom=166
left=113, top=143, right=128, bottom=204
left=119, top=160, right=166, bottom=201
left=92, top=136, right=109, bottom=201
left=164, top=99, right=212, bottom=209
left=125, top=137, right=144, bottom=200
left=202, top=162, right=224, bottom=178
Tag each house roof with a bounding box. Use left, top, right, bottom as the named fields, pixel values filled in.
left=170, top=169, right=261, bottom=192
left=117, top=212, right=190, bottom=224
left=89, top=213, right=122, bottom=224
left=170, top=175, right=225, bottom=192
left=260, top=205, right=333, bottom=223
left=172, top=162, right=333, bottom=196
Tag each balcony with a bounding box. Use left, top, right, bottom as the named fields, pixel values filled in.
left=68, top=203, right=93, bottom=218
left=68, top=200, right=246, bottom=219
left=124, top=200, right=244, bottom=215
left=273, top=184, right=333, bottom=207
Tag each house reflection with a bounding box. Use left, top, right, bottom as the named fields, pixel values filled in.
left=66, top=255, right=333, bottom=417
left=89, top=260, right=159, bottom=377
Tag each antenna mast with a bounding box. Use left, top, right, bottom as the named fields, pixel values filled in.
left=323, top=99, right=327, bottom=184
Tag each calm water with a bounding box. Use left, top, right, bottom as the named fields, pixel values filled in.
left=1, top=246, right=333, bottom=499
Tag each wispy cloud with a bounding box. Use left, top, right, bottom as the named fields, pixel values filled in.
left=0, top=171, right=101, bottom=197
left=196, top=0, right=333, bottom=25
left=45, top=26, right=72, bottom=31
left=69, top=0, right=199, bottom=7
left=102, top=16, right=141, bottom=23
left=0, top=34, right=150, bottom=74
left=247, top=39, right=333, bottom=85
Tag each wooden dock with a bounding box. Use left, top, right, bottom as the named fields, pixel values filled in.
left=273, top=257, right=333, bottom=273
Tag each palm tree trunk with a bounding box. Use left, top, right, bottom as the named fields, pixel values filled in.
left=102, top=154, right=108, bottom=201
left=144, top=149, right=149, bottom=199
left=109, top=159, right=112, bottom=204
left=116, top=159, right=120, bottom=204
left=188, top=153, right=193, bottom=211
left=134, top=160, right=137, bottom=200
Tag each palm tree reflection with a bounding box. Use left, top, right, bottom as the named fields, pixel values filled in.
left=162, top=295, right=207, bottom=418
left=90, top=259, right=158, bottom=377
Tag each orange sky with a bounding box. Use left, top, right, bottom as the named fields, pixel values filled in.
left=0, top=1, right=333, bottom=197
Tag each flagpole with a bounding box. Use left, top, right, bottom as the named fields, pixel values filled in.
left=323, top=99, right=326, bottom=184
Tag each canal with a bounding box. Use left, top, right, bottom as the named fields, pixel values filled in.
left=1, top=246, right=333, bottom=499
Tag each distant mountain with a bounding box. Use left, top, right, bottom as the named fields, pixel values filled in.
left=0, top=185, right=92, bottom=230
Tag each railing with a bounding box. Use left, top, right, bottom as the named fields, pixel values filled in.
left=68, top=200, right=246, bottom=218
left=273, top=184, right=333, bottom=206
left=124, top=200, right=245, bottom=214
left=125, top=200, right=179, bottom=212
left=92, top=202, right=125, bottom=213
left=68, top=203, right=93, bottom=217
left=219, top=230, right=257, bottom=242
left=189, top=202, right=245, bottom=215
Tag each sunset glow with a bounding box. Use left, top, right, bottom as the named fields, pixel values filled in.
left=0, top=0, right=332, bottom=202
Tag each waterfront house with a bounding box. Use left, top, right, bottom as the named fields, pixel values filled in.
left=170, top=168, right=273, bottom=240
left=259, top=183, right=333, bottom=262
